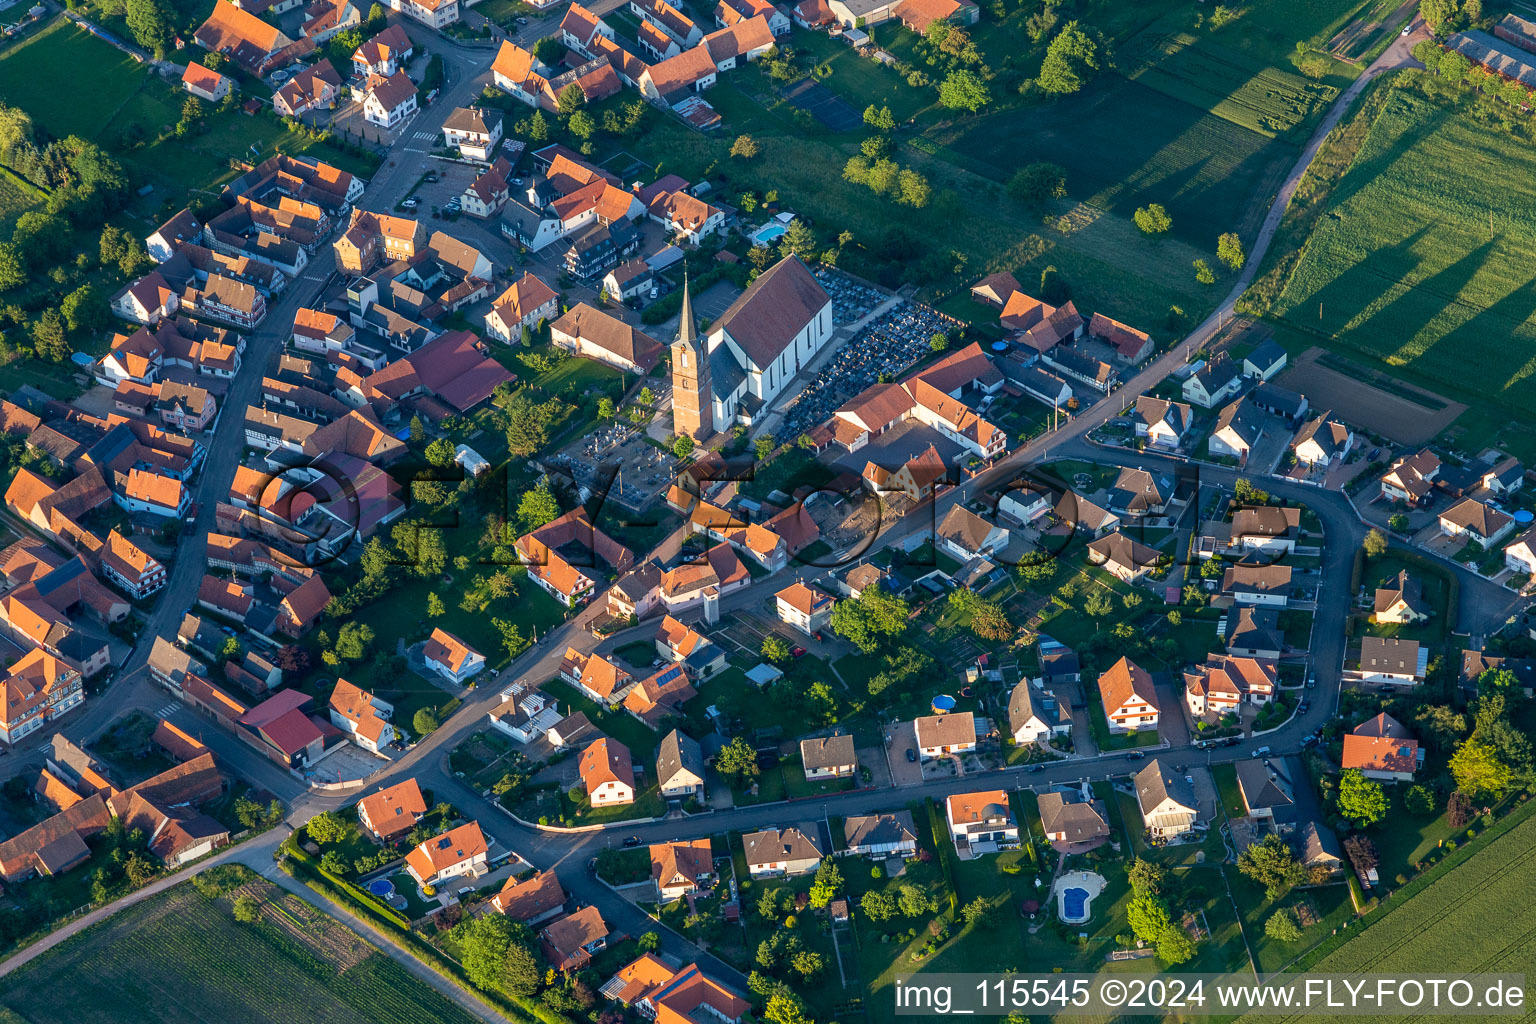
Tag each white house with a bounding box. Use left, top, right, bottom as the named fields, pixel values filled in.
left=404, top=822, right=489, bottom=886
left=945, top=790, right=1019, bottom=856
left=488, top=683, right=563, bottom=743
left=1242, top=339, right=1288, bottom=380
left=742, top=826, right=823, bottom=877
left=1229, top=506, right=1301, bottom=555
left=328, top=678, right=395, bottom=753
left=997, top=484, right=1051, bottom=525
left=1505, top=526, right=1536, bottom=575
left=775, top=581, right=833, bottom=636
left=1209, top=396, right=1263, bottom=462
left=913, top=711, right=976, bottom=759
left=1291, top=413, right=1354, bottom=466
left=441, top=105, right=503, bottom=161
left=1007, top=680, right=1071, bottom=746
left=363, top=70, right=418, bottom=129
left=1134, top=759, right=1199, bottom=839
left=1097, top=656, right=1159, bottom=734
left=1131, top=395, right=1192, bottom=449
left=843, top=811, right=918, bottom=858
left=936, top=505, right=1009, bottom=563
left=1355, top=637, right=1427, bottom=686
left=1182, top=358, right=1242, bottom=408
left=423, top=628, right=486, bottom=684
left=1438, top=497, right=1515, bottom=547
left=110, top=273, right=179, bottom=325
left=579, top=737, right=635, bottom=806
left=799, top=734, right=856, bottom=779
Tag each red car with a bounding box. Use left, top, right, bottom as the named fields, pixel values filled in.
left=791, top=646, right=807, bottom=659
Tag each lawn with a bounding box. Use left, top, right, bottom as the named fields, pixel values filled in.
left=0, top=879, right=486, bottom=1024
left=1267, top=85, right=1536, bottom=426
left=544, top=678, right=664, bottom=763
left=0, top=168, right=43, bottom=233
left=1355, top=551, right=1453, bottom=645
left=0, top=19, right=149, bottom=139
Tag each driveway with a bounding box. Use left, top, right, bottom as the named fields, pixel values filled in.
left=885, top=721, right=923, bottom=786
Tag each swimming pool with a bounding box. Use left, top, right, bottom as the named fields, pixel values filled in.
left=1061, top=887, right=1088, bottom=921
left=366, top=877, right=396, bottom=898
left=751, top=222, right=788, bottom=246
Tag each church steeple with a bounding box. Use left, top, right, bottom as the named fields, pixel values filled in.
left=670, top=273, right=713, bottom=440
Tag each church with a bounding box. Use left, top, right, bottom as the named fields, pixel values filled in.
left=671, top=255, right=835, bottom=440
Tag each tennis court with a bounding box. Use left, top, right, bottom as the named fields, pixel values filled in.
left=781, top=79, right=863, bottom=132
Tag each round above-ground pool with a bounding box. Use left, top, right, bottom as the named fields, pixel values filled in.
left=1516, top=510, right=1535, bottom=527
left=991, top=341, right=1010, bottom=353
left=931, top=694, right=957, bottom=714
left=366, top=877, right=396, bottom=898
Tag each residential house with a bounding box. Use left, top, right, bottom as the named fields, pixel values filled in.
left=842, top=811, right=917, bottom=858
left=646, top=187, right=726, bottom=244
left=1053, top=491, right=1119, bottom=538
left=936, top=504, right=1009, bottom=562
left=1225, top=605, right=1284, bottom=660
left=656, top=729, right=705, bottom=798
left=654, top=615, right=727, bottom=678
left=379, top=0, right=458, bottom=29
left=1374, top=570, right=1431, bottom=624
left=1210, top=396, right=1263, bottom=463
left=491, top=868, right=566, bottom=924
left=550, top=303, right=663, bottom=374
left=1183, top=654, right=1276, bottom=716
left=1482, top=456, right=1525, bottom=496
left=404, top=821, right=489, bottom=886
left=487, top=683, right=562, bottom=744
left=579, top=736, right=635, bottom=806
left=1341, top=713, right=1421, bottom=782
left=1131, top=395, right=1192, bottom=450
left=461, top=156, right=514, bottom=218
left=944, top=790, right=1018, bottom=856
left=969, top=271, right=1019, bottom=309
left=1105, top=468, right=1173, bottom=518
left=540, top=906, right=610, bottom=972
left=603, top=259, right=655, bottom=303
left=1006, top=680, right=1071, bottom=745
left=1221, top=563, right=1293, bottom=607
left=1380, top=449, right=1441, bottom=506
left=182, top=62, right=233, bottom=102
left=562, top=649, right=634, bottom=704
left=1439, top=497, right=1516, bottom=547
left=110, top=272, right=179, bottom=325
left=484, top=272, right=559, bottom=342
left=650, top=839, right=714, bottom=900
left=1097, top=656, right=1159, bottom=734
left=1505, top=525, right=1536, bottom=575
left=913, top=711, right=976, bottom=759
left=441, top=105, right=503, bottom=161
left=1229, top=506, right=1301, bottom=554
left=715, top=0, right=790, bottom=34
left=996, top=483, right=1052, bottom=525
left=99, top=529, right=167, bottom=599
left=422, top=628, right=486, bottom=685
left=1086, top=531, right=1161, bottom=582
left=799, top=734, right=857, bottom=780
left=1182, top=357, right=1242, bottom=409
left=363, top=70, right=418, bottom=128
left=328, top=678, right=394, bottom=754
left=1355, top=637, right=1427, bottom=686
left=194, top=1, right=294, bottom=75
left=547, top=711, right=596, bottom=750
left=357, top=778, right=427, bottom=842
left=1234, top=757, right=1296, bottom=826
left=622, top=664, right=695, bottom=726
left=1243, top=339, right=1288, bottom=380
left=1291, top=413, right=1354, bottom=466
left=1038, top=789, right=1109, bottom=851
left=742, top=825, right=823, bottom=877
left=235, top=690, right=324, bottom=767
left=273, top=59, right=341, bottom=116
left=1134, top=759, right=1200, bottom=839
left=1089, top=312, right=1153, bottom=365
left=775, top=581, right=833, bottom=636
left=1250, top=382, right=1308, bottom=422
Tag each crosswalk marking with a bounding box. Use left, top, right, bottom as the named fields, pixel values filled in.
left=412, top=130, right=435, bottom=141
left=158, top=700, right=183, bottom=716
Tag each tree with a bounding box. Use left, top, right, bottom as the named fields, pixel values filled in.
left=1127, top=858, right=1165, bottom=896
left=426, top=592, right=446, bottom=618
left=897, top=882, right=935, bottom=917
left=805, top=681, right=837, bottom=725
left=808, top=860, right=841, bottom=909
left=1447, top=790, right=1473, bottom=828
left=962, top=896, right=998, bottom=927
left=1438, top=49, right=1471, bottom=82
left=1193, top=259, right=1215, bottom=285
left=755, top=435, right=775, bottom=461
left=897, top=169, right=931, bottom=208
left=1237, top=834, right=1307, bottom=900
left=1337, top=769, right=1387, bottom=826
left=335, top=622, right=374, bottom=661
left=233, top=895, right=261, bottom=923
left=1008, top=161, right=1068, bottom=205
left=863, top=103, right=896, bottom=131
left=861, top=888, right=896, bottom=921
left=455, top=912, right=525, bottom=992
left=969, top=600, right=1013, bottom=642
left=1083, top=590, right=1113, bottom=620
left=306, top=810, right=348, bottom=844
left=1413, top=704, right=1468, bottom=751
left=413, top=707, right=440, bottom=736
left=1156, top=923, right=1195, bottom=965
left=1126, top=893, right=1171, bottom=943
left=779, top=218, right=817, bottom=259
left=60, top=284, right=106, bottom=335
left=125, top=0, right=174, bottom=57
left=1217, top=232, right=1245, bottom=271
left=1388, top=512, right=1409, bottom=532
left=761, top=635, right=790, bottom=663
left=1264, top=908, right=1302, bottom=942
left=790, top=949, right=825, bottom=982
left=0, top=242, right=21, bottom=292
left=731, top=134, right=760, bottom=158
left=1404, top=784, right=1435, bottom=815
left=1133, top=203, right=1172, bottom=236
left=517, top=481, right=560, bottom=533
left=491, top=618, right=530, bottom=660
left=830, top=585, right=910, bottom=654
left=929, top=332, right=947, bottom=352
left=672, top=434, right=695, bottom=459
left=938, top=69, right=990, bottom=112
left=31, top=309, right=68, bottom=362
left=716, top=736, right=759, bottom=785
left=1450, top=738, right=1513, bottom=798
left=556, top=82, right=585, bottom=116
left=1038, top=21, right=1107, bottom=95
left=1362, top=528, right=1388, bottom=559
left=1420, top=0, right=1459, bottom=34
left=763, top=992, right=813, bottom=1024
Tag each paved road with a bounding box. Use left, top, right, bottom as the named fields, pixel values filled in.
left=0, top=10, right=1471, bottom=994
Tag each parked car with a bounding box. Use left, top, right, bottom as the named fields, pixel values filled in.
left=905, top=748, right=917, bottom=763
left=401, top=197, right=419, bottom=210
left=791, top=645, right=807, bottom=658
left=1252, top=745, right=1272, bottom=757
left=1025, top=764, right=1044, bottom=773
left=1125, top=751, right=1145, bottom=761
left=622, top=835, right=640, bottom=847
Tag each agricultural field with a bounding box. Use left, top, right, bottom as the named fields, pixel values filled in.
left=1241, top=802, right=1536, bottom=1021
left=1268, top=87, right=1536, bottom=428
left=0, top=880, right=486, bottom=1024
left=0, top=19, right=149, bottom=139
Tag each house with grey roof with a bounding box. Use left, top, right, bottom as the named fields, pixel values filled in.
left=656, top=729, right=705, bottom=799
left=1134, top=759, right=1200, bottom=839
left=799, top=734, right=857, bottom=780
left=842, top=811, right=918, bottom=858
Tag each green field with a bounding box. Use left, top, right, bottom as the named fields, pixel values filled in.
left=1269, top=86, right=1536, bottom=422
left=1242, top=802, right=1536, bottom=1021
left=0, top=880, right=485, bottom=1024
left=0, top=19, right=150, bottom=139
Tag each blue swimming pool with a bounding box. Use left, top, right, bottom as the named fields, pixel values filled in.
left=1062, top=887, right=1088, bottom=921
left=752, top=222, right=788, bottom=246
left=366, top=878, right=396, bottom=898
